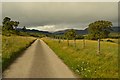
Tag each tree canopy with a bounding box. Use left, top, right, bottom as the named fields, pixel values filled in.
left=88, top=20, right=113, bottom=40
left=2, top=17, right=19, bottom=31
left=22, top=26, right=26, bottom=31
left=65, top=29, right=77, bottom=40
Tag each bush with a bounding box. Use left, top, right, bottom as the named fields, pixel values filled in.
left=85, top=34, right=96, bottom=40
left=106, top=39, right=114, bottom=42
left=76, top=35, right=84, bottom=39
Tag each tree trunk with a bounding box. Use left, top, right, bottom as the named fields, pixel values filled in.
left=74, top=39, right=76, bottom=47
left=97, top=38, right=100, bottom=55
left=59, top=39, right=60, bottom=43
left=58, top=37, right=61, bottom=43
left=63, top=37, right=64, bottom=41
left=67, top=38, right=69, bottom=46
left=83, top=39, right=85, bottom=48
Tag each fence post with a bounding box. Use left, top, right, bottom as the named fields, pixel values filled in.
left=74, top=39, right=76, bottom=47
left=97, top=38, right=100, bottom=55
left=83, top=38, right=85, bottom=48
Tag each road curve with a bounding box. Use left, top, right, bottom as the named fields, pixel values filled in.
left=3, top=39, right=77, bottom=78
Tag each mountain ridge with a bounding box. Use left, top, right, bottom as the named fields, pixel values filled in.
left=17, top=27, right=119, bottom=35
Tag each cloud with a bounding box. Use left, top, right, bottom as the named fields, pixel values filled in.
left=0, top=3, right=2, bottom=25
left=2, top=2, right=118, bottom=31
left=27, top=25, right=70, bottom=32
left=28, top=25, right=56, bottom=32
left=1, top=0, right=119, bottom=2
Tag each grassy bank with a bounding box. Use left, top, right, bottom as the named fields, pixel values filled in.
left=0, top=35, right=1, bottom=71
left=2, top=36, right=36, bottom=71
left=42, top=38, right=118, bottom=78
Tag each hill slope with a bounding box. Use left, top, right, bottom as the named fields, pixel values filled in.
left=16, top=27, right=119, bottom=35
left=53, top=27, right=119, bottom=35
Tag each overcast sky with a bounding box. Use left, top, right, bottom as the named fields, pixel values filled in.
left=2, top=2, right=118, bottom=32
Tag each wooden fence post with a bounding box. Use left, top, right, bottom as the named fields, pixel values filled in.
left=67, top=38, right=69, bottom=46
left=83, top=39, right=85, bottom=48
left=97, top=38, right=100, bottom=55
left=74, top=39, right=76, bottom=47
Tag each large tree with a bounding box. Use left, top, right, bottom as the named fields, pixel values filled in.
left=65, top=29, right=77, bottom=46
left=2, top=17, right=19, bottom=31
left=2, top=17, right=13, bottom=30
left=88, top=20, right=113, bottom=40
left=88, top=20, right=113, bottom=54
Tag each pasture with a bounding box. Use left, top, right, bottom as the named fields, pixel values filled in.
left=43, top=38, right=118, bottom=78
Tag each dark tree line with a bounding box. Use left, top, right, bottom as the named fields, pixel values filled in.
left=2, top=17, right=42, bottom=37
left=2, top=17, right=19, bottom=31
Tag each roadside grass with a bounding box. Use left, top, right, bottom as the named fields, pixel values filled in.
left=2, top=36, right=36, bottom=71
left=0, top=35, right=1, bottom=72
left=42, top=38, right=118, bottom=78
left=101, top=38, right=118, bottom=44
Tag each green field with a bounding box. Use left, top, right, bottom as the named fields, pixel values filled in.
left=2, top=36, right=36, bottom=71
left=43, top=38, right=118, bottom=78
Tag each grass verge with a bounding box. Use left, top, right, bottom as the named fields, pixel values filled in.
left=42, top=38, right=118, bottom=78
left=2, top=36, right=36, bottom=71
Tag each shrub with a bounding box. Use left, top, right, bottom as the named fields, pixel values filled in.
left=106, top=39, right=114, bottom=42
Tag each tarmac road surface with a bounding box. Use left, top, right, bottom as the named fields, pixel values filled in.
left=3, top=39, right=77, bottom=78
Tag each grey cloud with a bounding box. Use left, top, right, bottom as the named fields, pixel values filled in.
left=2, top=2, right=118, bottom=31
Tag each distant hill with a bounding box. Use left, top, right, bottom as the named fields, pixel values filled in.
left=25, top=29, right=51, bottom=34
left=111, top=27, right=120, bottom=33
left=16, top=28, right=51, bottom=35
left=16, top=26, right=119, bottom=35
left=53, top=28, right=88, bottom=35
left=53, top=27, right=120, bottom=35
